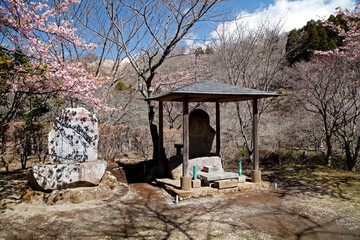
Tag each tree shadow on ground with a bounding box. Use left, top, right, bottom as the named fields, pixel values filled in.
left=117, top=159, right=157, bottom=183
left=261, top=164, right=360, bottom=202
left=1, top=166, right=360, bottom=239
left=0, top=170, right=27, bottom=210
left=48, top=188, right=360, bottom=240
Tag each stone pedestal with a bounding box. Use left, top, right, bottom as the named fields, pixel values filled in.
left=251, top=170, right=261, bottom=183
left=203, top=166, right=221, bottom=173
left=191, top=179, right=201, bottom=188
left=181, top=176, right=192, bottom=191
left=238, top=175, right=246, bottom=183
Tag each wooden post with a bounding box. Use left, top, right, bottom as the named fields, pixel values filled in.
left=252, top=98, right=261, bottom=182
left=183, top=98, right=189, bottom=177
left=252, top=98, right=259, bottom=171
left=158, top=101, right=164, bottom=163
left=155, top=101, right=165, bottom=177
left=216, top=102, right=221, bottom=155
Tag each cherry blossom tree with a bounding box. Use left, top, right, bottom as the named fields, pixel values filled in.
left=312, top=3, right=360, bottom=170
left=289, top=56, right=360, bottom=170
left=0, top=0, right=115, bottom=169
left=0, top=0, right=113, bottom=110
left=316, top=2, right=360, bottom=64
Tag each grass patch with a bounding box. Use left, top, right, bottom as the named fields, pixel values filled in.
left=266, top=165, right=360, bottom=203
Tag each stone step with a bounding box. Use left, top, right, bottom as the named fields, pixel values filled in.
left=214, top=179, right=238, bottom=189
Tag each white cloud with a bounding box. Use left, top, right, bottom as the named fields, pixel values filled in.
left=214, top=0, right=357, bottom=37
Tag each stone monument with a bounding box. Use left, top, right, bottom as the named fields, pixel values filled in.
left=169, top=109, right=223, bottom=180
left=189, top=109, right=215, bottom=158
left=48, top=107, right=99, bottom=163
left=27, top=107, right=107, bottom=191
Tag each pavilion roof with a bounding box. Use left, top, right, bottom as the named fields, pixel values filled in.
left=146, top=80, right=279, bottom=102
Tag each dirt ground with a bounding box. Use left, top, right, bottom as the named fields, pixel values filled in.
left=0, top=165, right=360, bottom=240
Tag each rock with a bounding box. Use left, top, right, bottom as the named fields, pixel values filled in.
left=27, top=160, right=107, bottom=191
left=48, top=107, right=98, bottom=163
left=22, top=171, right=130, bottom=205
left=106, top=162, right=128, bottom=184
left=169, top=155, right=223, bottom=180
left=189, top=109, right=215, bottom=158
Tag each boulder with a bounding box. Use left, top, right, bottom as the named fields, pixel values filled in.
left=27, top=160, right=107, bottom=191
left=22, top=171, right=132, bottom=205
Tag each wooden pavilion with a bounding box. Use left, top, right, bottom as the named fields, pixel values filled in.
left=146, top=80, right=279, bottom=189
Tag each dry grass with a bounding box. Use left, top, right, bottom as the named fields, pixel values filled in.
left=262, top=165, right=360, bottom=226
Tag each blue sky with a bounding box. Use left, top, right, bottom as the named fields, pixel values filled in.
left=227, top=0, right=275, bottom=13
left=186, top=0, right=358, bottom=46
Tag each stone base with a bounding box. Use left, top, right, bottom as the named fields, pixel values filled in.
left=191, top=179, right=201, bottom=188
left=156, top=178, right=272, bottom=201
left=27, top=160, right=107, bottom=191
left=169, top=155, right=223, bottom=180
left=180, top=176, right=192, bottom=191
left=22, top=171, right=126, bottom=205
left=238, top=175, right=246, bottom=183
left=251, top=170, right=261, bottom=183
left=214, top=179, right=238, bottom=189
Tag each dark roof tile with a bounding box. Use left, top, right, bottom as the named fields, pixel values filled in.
left=146, top=80, right=279, bottom=102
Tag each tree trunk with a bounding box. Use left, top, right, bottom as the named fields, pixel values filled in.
left=325, top=134, right=332, bottom=166
left=236, top=102, right=253, bottom=161
left=1, top=156, right=9, bottom=173
left=351, top=136, right=360, bottom=171
left=147, top=101, right=167, bottom=177
left=347, top=136, right=360, bottom=171
left=20, top=152, right=27, bottom=170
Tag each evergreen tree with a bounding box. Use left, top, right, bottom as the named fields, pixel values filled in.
left=285, top=15, right=348, bottom=65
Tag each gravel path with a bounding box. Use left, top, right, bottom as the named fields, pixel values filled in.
left=1, top=180, right=359, bottom=240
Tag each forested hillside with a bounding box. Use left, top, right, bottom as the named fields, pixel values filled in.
left=286, top=14, right=347, bottom=65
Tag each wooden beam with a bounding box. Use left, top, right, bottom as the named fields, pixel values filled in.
left=183, top=98, right=189, bottom=177
left=252, top=98, right=259, bottom=171
left=216, top=102, right=220, bottom=155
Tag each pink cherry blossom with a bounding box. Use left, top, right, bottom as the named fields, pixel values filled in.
left=316, top=2, right=360, bottom=62
left=1, top=0, right=116, bottom=110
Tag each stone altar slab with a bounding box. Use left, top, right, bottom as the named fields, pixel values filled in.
left=198, top=172, right=239, bottom=182
left=169, top=155, right=223, bottom=180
